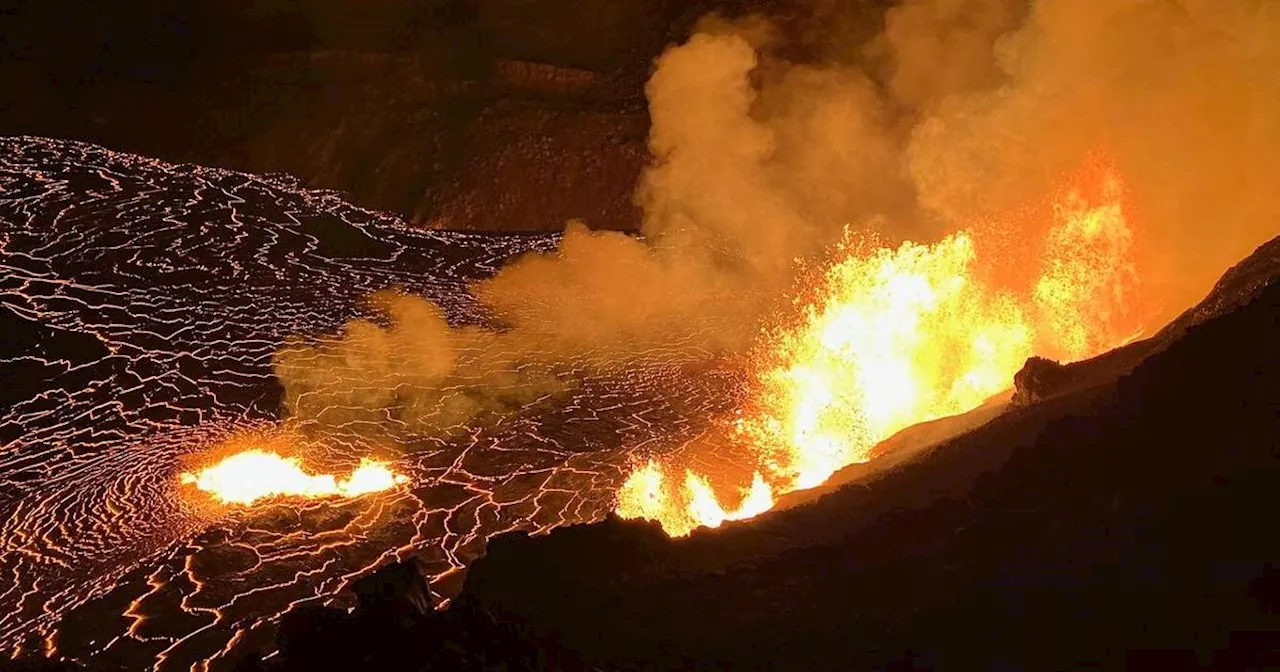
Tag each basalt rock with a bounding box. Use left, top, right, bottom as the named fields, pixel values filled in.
left=353, top=557, right=436, bottom=619
left=1012, top=355, right=1068, bottom=405
left=231, top=557, right=539, bottom=672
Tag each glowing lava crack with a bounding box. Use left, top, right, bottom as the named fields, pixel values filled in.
left=180, top=451, right=409, bottom=505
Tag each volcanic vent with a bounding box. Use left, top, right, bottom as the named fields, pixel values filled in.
left=617, top=160, right=1145, bottom=534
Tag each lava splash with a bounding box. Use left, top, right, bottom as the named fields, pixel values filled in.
left=180, top=450, right=409, bottom=505
left=618, top=162, right=1146, bottom=536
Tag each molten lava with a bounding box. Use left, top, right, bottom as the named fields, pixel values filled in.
left=617, top=165, right=1145, bottom=536
left=1032, top=171, right=1144, bottom=361
left=180, top=450, right=409, bottom=505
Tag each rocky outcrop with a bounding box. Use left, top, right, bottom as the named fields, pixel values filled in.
left=492, top=60, right=601, bottom=98
left=199, top=53, right=651, bottom=231
left=352, top=557, right=436, bottom=619
left=234, top=559, right=538, bottom=672
left=1012, top=356, right=1067, bottom=405
left=416, top=101, right=649, bottom=230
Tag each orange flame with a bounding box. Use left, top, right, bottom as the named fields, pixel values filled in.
left=1033, top=170, right=1143, bottom=360
left=617, top=460, right=775, bottom=534
left=180, top=450, right=409, bottom=505
left=618, top=163, right=1145, bottom=536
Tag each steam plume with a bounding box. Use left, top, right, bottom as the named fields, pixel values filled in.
left=275, top=0, right=1280, bottom=437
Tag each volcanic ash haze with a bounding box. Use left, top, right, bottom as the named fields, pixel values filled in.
left=272, top=0, right=1280, bottom=526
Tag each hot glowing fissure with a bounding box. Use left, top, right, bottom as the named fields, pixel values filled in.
left=617, top=169, right=1145, bottom=536
left=181, top=450, right=408, bottom=505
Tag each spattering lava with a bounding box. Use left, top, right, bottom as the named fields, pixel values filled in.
left=618, top=164, right=1146, bottom=536
left=180, top=450, right=409, bottom=505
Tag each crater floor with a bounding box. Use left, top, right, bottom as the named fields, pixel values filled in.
left=0, top=137, right=735, bottom=670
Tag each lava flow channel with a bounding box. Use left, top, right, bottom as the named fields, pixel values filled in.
left=618, top=162, right=1147, bottom=536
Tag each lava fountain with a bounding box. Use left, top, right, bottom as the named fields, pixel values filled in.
left=618, top=162, right=1146, bottom=535
left=181, top=450, right=409, bottom=505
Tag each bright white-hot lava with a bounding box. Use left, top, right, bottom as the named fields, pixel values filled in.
left=180, top=450, right=409, bottom=505
left=617, top=163, right=1147, bottom=536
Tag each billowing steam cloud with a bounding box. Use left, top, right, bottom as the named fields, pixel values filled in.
left=901, top=0, right=1280, bottom=309
left=275, top=0, right=1280, bottom=436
